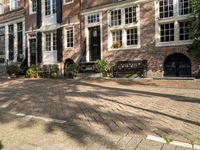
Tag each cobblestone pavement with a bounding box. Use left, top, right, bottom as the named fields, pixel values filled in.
left=0, top=79, right=200, bottom=149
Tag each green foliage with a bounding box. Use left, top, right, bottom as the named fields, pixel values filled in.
left=94, top=60, right=110, bottom=74
left=50, top=64, right=59, bottom=74
left=7, top=64, right=21, bottom=76
left=68, top=64, right=79, bottom=78
left=165, top=137, right=174, bottom=144
left=188, top=0, right=200, bottom=59
left=26, top=65, right=38, bottom=78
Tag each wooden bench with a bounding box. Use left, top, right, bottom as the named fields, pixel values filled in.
left=113, top=60, right=148, bottom=78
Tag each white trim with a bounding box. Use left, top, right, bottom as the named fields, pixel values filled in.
left=107, top=4, right=141, bottom=51
left=155, top=0, right=193, bottom=47
left=63, top=0, right=74, bottom=5
left=0, top=0, right=4, bottom=15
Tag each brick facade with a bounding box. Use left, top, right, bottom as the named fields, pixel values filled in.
left=0, top=0, right=199, bottom=78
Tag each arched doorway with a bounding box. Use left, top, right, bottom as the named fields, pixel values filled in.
left=164, top=53, right=191, bottom=77
left=64, top=59, right=75, bottom=77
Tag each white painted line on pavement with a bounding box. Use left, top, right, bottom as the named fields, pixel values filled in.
left=8, top=112, right=66, bottom=124
left=146, top=135, right=200, bottom=150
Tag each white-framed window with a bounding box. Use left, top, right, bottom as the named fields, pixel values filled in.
left=110, top=9, right=122, bottom=26
left=127, top=28, right=138, bottom=45
left=45, top=0, right=56, bottom=16
left=159, top=0, right=174, bottom=18
left=87, top=13, right=100, bottom=24
left=45, top=31, right=57, bottom=51
left=108, top=5, right=140, bottom=50
left=0, top=0, right=4, bottom=14
left=64, top=0, right=73, bottom=5
left=10, top=0, right=18, bottom=11
left=29, top=0, right=37, bottom=14
left=179, top=20, right=191, bottom=40
left=65, top=27, right=74, bottom=49
left=179, top=0, right=191, bottom=15
left=155, top=0, right=192, bottom=46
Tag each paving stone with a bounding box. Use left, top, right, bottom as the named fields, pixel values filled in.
left=161, top=144, right=176, bottom=150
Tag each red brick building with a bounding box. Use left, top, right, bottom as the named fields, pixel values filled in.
left=1, top=0, right=199, bottom=78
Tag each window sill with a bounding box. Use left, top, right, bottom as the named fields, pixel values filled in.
left=108, top=45, right=141, bottom=51
left=63, top=1, right=74, bottom=5
left=29, top=12, right=36, bottom=15
left=156, top=40, right=193, bottom=47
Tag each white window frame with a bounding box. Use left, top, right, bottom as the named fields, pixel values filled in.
left=64, top=26, right=74, bottom=50
left=0, top=0, right=4, bottom=15
left=64, top=0, right=74, bottom=5
left=29, top=0, right=37, bottom=15
left=108, top=4, right=140, bottom=51
left=155, top=0, right=193, bottom=47
left=10, top=0, right=18, bottom=11
left=45, top=0, right=56, bottom=16
left=45, top=31, right=57, bottom=52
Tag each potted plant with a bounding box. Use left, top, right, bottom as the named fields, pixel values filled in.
left=94, top=59, right=110, bottom=77
left=50, top=64, right=59, bottom=78
left=7, top=64, right=21, bottom=78
left=112, top=41, right=122, bottom=49
left=26, top=65, right=38, bottom=78
left=68, top=64, right=79, bottom=78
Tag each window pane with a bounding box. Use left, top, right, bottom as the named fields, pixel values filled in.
left=160, top=23, right=175, bottom=42
left=179, top=21, right=191, bottom=40
left=127, top=28, right=138, bottom=45
left=125, top=6, right=137, bottom=24
left=112, top=30, right=122, bottom=47
left=111, top=9, right=121, bottom=26
left=179, top=0, right=191, bottom=15
left=159, top=0, right=174, bottom=18
left=66, top=27, right=74, bottom=48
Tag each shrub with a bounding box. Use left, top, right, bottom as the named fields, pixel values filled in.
left=94, top=60, right=110, bottom=76
left=50, top=64, right=59, bottom=73
left=26, top=65, right=38, bottom=78
left=7, top=64, right=21, bottom=76
left=68, top=64, right=79, bottom=78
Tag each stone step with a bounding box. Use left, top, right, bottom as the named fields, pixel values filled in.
left=76, top=73, right=102, bottom=79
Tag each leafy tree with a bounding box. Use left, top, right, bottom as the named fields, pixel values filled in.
left=188, top=0, right=200, bottom=59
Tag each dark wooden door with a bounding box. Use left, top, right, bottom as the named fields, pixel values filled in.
left=164, top=53, right=191, bottom=77
left=30, top=39, right=37, bottom=65
left=89, top=26, right=101, bottom=61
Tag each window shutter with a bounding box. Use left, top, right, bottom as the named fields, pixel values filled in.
left=36, top=0, right=42, bottom=28
left=56, top=0, right=62, bottom=24
left=37, top=32, right=42, bottom=63
left=57, top=28, right=63, bottom=62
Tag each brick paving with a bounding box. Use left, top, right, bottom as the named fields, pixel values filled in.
left=0, top=79, right=200, bottom=149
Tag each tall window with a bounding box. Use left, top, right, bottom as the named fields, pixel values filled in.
left=110, top=9, right=121, bottom=26
left=10, top=0, right=19, bottom=10
left=17, top=22, right=23, bottom=62
left=45, top=31, right=57, bottom=51
left=66, top=27, right=74, bottom=48
left=159, top=0, right=174, bottom=18
left=179, top=0, right=191, bottom=15
left=45, top=0, right=56, bottom=16
left=156, top=0, right=192, bottom=45
left=8, top=25, right=14, bottom=61
left=29, top=0, right=37, bottom=14
left=0, top=0, right=3, bottom=14
left=109, top=5, right=139, bottom=49
left=0, top=27, right=5, bottom=63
